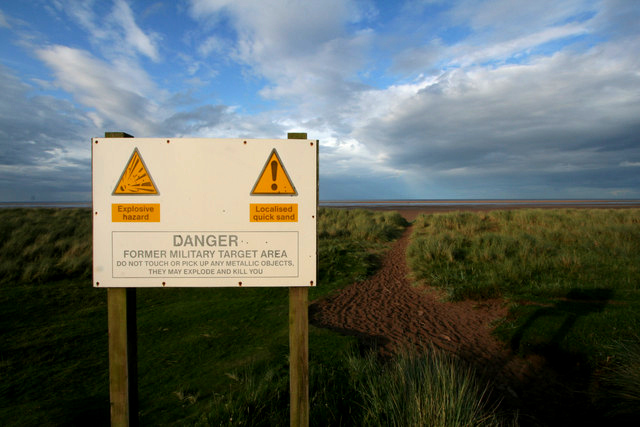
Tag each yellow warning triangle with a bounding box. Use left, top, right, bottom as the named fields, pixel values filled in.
left=113, top=148, right=159, bottom=195
left=251, top=149, right=297, bottom=195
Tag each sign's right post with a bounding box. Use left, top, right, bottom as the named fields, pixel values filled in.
left=288, top=132, right=312, bottom=427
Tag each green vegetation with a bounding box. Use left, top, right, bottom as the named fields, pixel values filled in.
left=407, top=209, right=639, bottom=343
left=196, top=348, right=506, bottom=426
left=318, top=207, right=408, bottom=242
left=317, top=208, right=408, bottom=295
left=408, top=209, right=640, bottom=302
left=407, top=209, right=640, bottom=420
left=595, top=335, right=640, bottom=418
left=346, top=349, right=505, bottom=427
left=0, top=208, right=92, bottom=283
left=0, top=208, right=415, bottom=426
left=4, top=207, right=638, bottom=424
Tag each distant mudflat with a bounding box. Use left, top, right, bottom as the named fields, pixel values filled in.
left=320, top=200, right=640, bottom=221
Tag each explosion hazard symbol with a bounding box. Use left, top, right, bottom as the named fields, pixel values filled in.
left=113, top=148, right=159, bottom=195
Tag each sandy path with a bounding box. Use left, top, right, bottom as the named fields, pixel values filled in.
left=310, top=227, right=511, bottom=363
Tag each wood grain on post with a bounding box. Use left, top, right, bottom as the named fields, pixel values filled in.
left=105, top=132, right=138, bottom=426
left=287, top=132, right=309, bottom=427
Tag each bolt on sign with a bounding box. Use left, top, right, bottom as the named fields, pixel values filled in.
left=92, top=138, right=318, bottom=287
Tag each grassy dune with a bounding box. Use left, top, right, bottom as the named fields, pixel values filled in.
left=2, top=207, right=638, bottom=424
left=408, top=209, right=640, bottom=302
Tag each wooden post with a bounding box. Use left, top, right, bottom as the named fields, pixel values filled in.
left=288, top=132, right=309, bottom=427
left=106, top=132, right=138, bottom=426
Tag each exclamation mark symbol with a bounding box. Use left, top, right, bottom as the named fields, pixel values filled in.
left=271, top=160, right=278, bottom=191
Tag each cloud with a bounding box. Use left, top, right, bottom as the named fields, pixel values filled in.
left=591, top=0, right=640, bottom=40
left=351, top=39, right=640, bottom=197
left=451, top=23, right=589, bottom=66
left=36, top=45, right=162, bottom=135
left=449, top=0, right=595, bottom=39
left=187, top=0, right=372, bottom=109
left=110, top=0, right=161, bottom=61
left=0, top=10, right=10, bottom=28
left=389, top=0, right=600, bottom=76
left=59, top=0, right=161, bottom=62
left=3, top=0, right=639, bottom=201
left=197, top=35, right=226, bottom=57
left=0, top=64, right=95, bottom=201
left=180, top=0, right=640, bottom=199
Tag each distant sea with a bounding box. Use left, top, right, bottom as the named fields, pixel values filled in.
left=2, top=200, right=640, bottom=209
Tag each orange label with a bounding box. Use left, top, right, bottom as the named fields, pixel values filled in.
left=112, top=204, right=160, bottom=222
left=250, top=204, right=298, bottom=222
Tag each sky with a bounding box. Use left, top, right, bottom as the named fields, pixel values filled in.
left=1, top=0, right=639, bottom=201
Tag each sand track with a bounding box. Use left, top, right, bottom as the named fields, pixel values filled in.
left=310, top=226, right=513, bottom=365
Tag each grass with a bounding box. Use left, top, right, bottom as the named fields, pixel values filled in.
left=407, top=208, right=640, bottom=421
left=406, top=209, right=640, bottom=352
left=196, top=348, right=507, bottom=427
left=346, top=349, right=506, bottom=427
left=595, top=335, right=640, bottom=419
left=4, top=207, right=638, bottom=424
left=408, top=209, right=640, bottom=302
left=317, top=208, right=408, bottom=295
left=0, top=207, right=415, bottom=425
left=0, top=208, right=92, bottom=283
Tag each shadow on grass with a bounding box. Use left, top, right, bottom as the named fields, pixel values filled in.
left=510, top=288, right=613, bottom=356
left=503, top=288, right=614, bottom=426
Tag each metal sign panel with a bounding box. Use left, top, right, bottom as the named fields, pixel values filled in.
left=92, top=138, right=317, bottom=287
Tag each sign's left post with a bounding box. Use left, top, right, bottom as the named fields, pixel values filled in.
left=101, top=132, right=138, bottom=426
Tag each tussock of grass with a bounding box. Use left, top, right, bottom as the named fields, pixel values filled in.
left=346, top=349, right=505, bottom=427
left=199, top=363, right=289, bottom=426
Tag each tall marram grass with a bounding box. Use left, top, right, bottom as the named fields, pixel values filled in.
left=347, top=350, right=505, bottom=427
left=407, top=209, right=640, bottom=301
left=318, top=208, right=409, bottom=241
left=0, top=208, right=92, bottom=283
left=200, top=349, right=507, bottom=426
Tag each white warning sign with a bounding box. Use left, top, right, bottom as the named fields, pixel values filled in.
left=92, top=137, right=317, bottom=287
